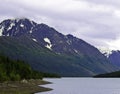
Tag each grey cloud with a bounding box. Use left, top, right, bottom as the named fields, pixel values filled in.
left=0, top=0, right=120, bottom=50
left=78, top=0, right=120, bottom=7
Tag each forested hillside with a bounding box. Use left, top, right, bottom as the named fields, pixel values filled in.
left=0, top=55, right=59, bottom=82
left=94, top=71, right=120, bottom=78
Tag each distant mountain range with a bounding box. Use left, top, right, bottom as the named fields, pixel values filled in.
left=99, top=48, right=120, bottom=67
left=0, top=18, right=119, bottom=77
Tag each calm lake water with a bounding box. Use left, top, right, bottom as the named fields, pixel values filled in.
left=36, top=78, right=120, bottom=94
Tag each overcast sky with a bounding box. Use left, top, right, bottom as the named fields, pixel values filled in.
left=1, top=0, right=120, bottom=50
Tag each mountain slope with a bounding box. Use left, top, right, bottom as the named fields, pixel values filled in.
left=0, top=18, right=119, bottom=76
left=98, top=48, right=120, bottom=67
left=94, top=70, right=120, bottom=78
left=0, top=36, right=95, bottom=76
left=108, top=50, right=120, bottom=66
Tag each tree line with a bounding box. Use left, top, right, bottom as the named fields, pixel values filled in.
left=0, top=55, right=59, bottom=82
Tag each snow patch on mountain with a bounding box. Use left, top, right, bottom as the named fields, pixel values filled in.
left=45, top=44, right=52, bottom=50
left=44, top=38, right=52, bottom=50
left=8, top=23, right=15, bottom=31
left=20, top=24, right=24, bottom=27
left=44, top=38, right=51, bottom=44
left=0, top=26, right=4, bottom=36
left=32, top=38, right=37, bottom=42
left=29, top=30, right=32, bottom=33
left=74, top=49, right=78, bottom=53
left=7, top=33, right=9, bottom=36
left=30, top=21, right=35, bottom=26
left=66, top=40, right=72, bottom=45
left=16, top=19, right=20, bottom=22
left=98, top=47, right=112, bottom=58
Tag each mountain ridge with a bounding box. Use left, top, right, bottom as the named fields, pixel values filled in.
left=0, top=18, right=119, bottom=76
left=98, top=47, right=120, bottom=67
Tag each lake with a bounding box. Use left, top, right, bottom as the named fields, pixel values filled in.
left=36, top=78, right=120, bottom=94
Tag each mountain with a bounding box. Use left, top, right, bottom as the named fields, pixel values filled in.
left=0, top=18, right=119, bottom=77
left=98, top=47, right=112, bottom=58
left=98, top=47, right=120, bottom=67
left=108, top=50, right=120, bottom=66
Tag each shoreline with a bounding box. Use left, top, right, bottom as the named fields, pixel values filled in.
left=0, top=79, right=52, bottom=94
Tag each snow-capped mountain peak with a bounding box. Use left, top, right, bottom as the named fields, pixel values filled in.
left=98, top=47, right=113, bottom=58
left=0, top=18, right=119, bottom=76
left=0, top=18, right=36, bottom=37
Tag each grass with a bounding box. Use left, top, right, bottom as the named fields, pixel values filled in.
left=0, top=79, right=52, bottom=94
